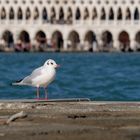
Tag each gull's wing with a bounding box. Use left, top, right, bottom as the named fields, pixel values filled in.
left=22, top=66, right=44, bottom=84
left=30, top=66, right=44, bottom=78
left=12, top=66, right=44, bottom=86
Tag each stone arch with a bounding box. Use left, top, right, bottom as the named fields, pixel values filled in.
left=51, top=31, right=63, bottom=49
left=135, top=31, right=140, bottom=44
left=84, top=31, right=96, bottom=44
left=26, top=7, right=31, bottom=20
left=75, top=7, right=81, bottom=20
left=134, top=7, right=139, bottom=20
left=9, top=7, right=14, bottom=20
left=50, top=7, right=56, bottom=23
left=100, top=7, right=106, bottom=20
left=16, top=30, right=31, bottom=51
left=2, top=30, right=14, bottom=47
left=118, top=31, right=130, bottom=50
left=101, top=31, right=113, bottom=47
left=19, top=30, right=30, bottom=43
left=92, top=7, right=97, bottom=20
left=84, top=31, right=97, bottom=50
left=34, top=7, right=39, bottom=20
left=34, top=30, right=47, bottom=51
left=59, top=7, right=64, bottom=22
left=67, top=7, right=73, bottom=23
left=125, top=7, right=131, bottom=20
left=109, top=7, right=114, bottom=20
left=117, top=7, right=122, bottom=20
left=1, top=7, right=6, bottom=19
left=42, top=7, right=48, bottom=21
left=84, top=7, right=89, bottom=20
left=35, top=30, right=46, bottom=44
left=17, top=7, right=23, bottom=20
left=68, top=30, right=80, bottom=49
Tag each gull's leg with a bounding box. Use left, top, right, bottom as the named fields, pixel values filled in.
left=44, top=87, right=48, bottom=100
left=36, top=86, right=40, bottom=99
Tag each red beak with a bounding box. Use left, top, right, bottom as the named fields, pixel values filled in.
left=56, top=64, right=60, bottom=68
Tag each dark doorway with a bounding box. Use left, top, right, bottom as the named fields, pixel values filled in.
left=36, top=31, right=46, bottom=44
left=102, top=31, right=113, bottom=47
left=119, top=31, right=130, bottom=51
left=68, top=31, right=80, bottom=49
left=2, top=30, right=14, bottom=47
left=52, top=31, right=63, bottom=50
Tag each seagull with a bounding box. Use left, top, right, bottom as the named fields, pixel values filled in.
left=12, top=59, right=59, bottom=100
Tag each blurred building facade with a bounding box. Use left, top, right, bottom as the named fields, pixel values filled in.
left=0, top=0, right=140, bottom=51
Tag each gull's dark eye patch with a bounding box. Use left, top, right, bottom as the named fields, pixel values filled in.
left=47, top=62, right=49, bottom=65
left=51, top=62, right=53, bottom=65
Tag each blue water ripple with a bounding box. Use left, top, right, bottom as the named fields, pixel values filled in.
left=0, top=52, right=140, bottom=101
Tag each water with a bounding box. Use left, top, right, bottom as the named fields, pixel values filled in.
left=0, top=52, right=140, bottom=101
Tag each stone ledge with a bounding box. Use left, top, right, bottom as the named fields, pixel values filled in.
left=0, top=101, right=140, bottom=140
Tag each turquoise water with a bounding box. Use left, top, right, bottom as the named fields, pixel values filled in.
left=0, top=52, right=140, bottom=101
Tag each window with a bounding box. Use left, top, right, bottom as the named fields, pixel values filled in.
left=14, top=0, right=17, bottom=4
left=30, top=0, right=34, bottom=4
left=17, top=8, right=23, bottom=20
left=97, top=0, right=101, bottom=4
left=55, top=0, right=59, bottom=4
left=114, top=0, right=117, bottom=4
left=130, top=0, right=134, bottom=4
left=106, top=0, right=109, bottom=4
left=6, top=0, right=9, bottom=4
left=9, top=7, right=15, bottom=20
left=22, top=0, right=26, bottom=4
left=39, top=0, right=42, bottom=4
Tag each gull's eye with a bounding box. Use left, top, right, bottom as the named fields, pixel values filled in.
left=51, top=62, right=53, bottom=65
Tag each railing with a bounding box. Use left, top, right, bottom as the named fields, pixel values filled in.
left=108, top=20, right=114, bottom=25
left=133, top=20, right=139, bottom=24
left=0, top=18, right=139, bottom=26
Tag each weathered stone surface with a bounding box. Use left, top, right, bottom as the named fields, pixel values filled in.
left=0, top=101, right=140, bottom=140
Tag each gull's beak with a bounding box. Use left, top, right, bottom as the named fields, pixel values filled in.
left=56, top=64, right=60, bottom=68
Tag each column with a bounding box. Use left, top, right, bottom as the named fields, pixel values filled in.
left=114, top=9, right=117, bottom=25
left=0, top=34, right=4, bottom=46
left=96, top=34, right=103, bottom=50
left=92, top=41, right=98, bottom=52
left=23, top=8, right=26, bottom=24
left=6, top=8, right=9, bottom=25
left=39, top=8, right=43, bottom=25
left=97, top=8, right=100, bottom=25
left=131, top=9, right=134, bottom=25
left=13, top=33, right=18, bottom=45
left=89, top=9, right=92, bottom=25
left=64, top=8, right=67, bottom=24
left=73, top=8, right=76, bottom=24
left=79, top=38, right=84, bottom=50
left=30, top=33, right=35, bottom=46
left=81, top=9, right=84, bottom=25
left=113, top=39, right=120, bottom=51
left=56, top=8, right=59, bottom=24
left=47, top=34, right=52, bottom=47
left=63, top=39, right=68, bottom=50
left=15, top=7, right=17, bottom=24
left=122, top=9, right=125, bottom=25
left=130, top=36, right=137, bottom=51
left=106, top=8, right=109, bottom=25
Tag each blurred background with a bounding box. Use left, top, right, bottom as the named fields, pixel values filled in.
left=0, top=0, right=140, bottom=101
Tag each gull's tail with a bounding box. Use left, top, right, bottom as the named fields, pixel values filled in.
left=12, top=79, right=24, bottom=86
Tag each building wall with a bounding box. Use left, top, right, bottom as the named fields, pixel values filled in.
left=0, top=0, right=140, bottom=51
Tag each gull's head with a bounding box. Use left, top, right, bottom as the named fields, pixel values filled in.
left=44, top=59, right=59, bottom=69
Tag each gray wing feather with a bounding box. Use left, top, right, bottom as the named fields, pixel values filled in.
left=22, top=66, right=43, bottom=84
left=30, top=66, right=43, bottom=78
left=21, top=76, right=32, bottom=85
